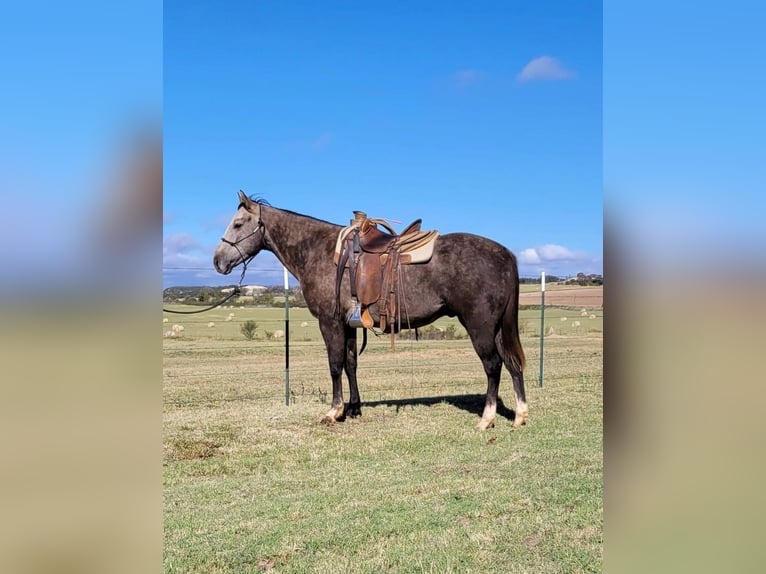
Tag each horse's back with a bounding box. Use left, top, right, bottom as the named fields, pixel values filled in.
left=432, top=232, right=519, bottom=276
left=397, top=232, right=519, bottom=319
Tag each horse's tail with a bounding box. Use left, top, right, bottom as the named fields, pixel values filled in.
left=498, top=268, right=526, bottom=373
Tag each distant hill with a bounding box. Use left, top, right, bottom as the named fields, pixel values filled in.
left=163, top=284, right=306, bottom=307
left=162, top=285, right=233, bottom=302
left=563, top=273, right=603, bottom=286
left=520, top=273, right=602, bottom=286
left=163, top=276, right=602, bottom=307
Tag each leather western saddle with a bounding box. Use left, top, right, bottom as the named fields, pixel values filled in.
left=334, top=211, right=439, bottom=350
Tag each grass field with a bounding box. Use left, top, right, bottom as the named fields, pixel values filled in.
left=163, top=304, right=603, bottom=573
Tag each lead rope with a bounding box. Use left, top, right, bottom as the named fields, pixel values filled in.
left=163, top=222, right=262, bottom=314
left=162, top=258, right=252, bottom=314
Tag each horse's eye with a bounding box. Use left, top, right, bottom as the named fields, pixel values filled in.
left=233, top=222, right=243, bottom=229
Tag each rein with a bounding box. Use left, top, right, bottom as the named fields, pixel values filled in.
left=163, top=219, right=263, bottom=315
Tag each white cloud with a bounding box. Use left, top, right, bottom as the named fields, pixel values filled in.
left=519, top=243, right=583, bottom=264
left=518, top=243, right=601, bottom=277
left=519, top=248, right=541, bottom=264
left=163, top=232, right=209, bottom=268
left=517, top=56, right=575, bottom=82
left=164, top=232, right=201, bottom=253
left=538, top=244, right=582, bottom=261
left=162, top=246, right=290, bottom=289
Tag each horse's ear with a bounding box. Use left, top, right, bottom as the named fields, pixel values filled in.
left=238, top=190, right=250, bottom=206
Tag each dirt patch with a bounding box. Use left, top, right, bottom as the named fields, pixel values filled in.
left=168, top=438, right=220, bottom=460
left=519, top=286, right=602, bottom=308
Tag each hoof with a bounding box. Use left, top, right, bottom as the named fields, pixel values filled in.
left=321, top=406, right=345, bottom=425
left=512, top=413, right=528, bottom=428
left=346, top=402, right=362, bottom=418
left=476, top=418, right=496, bottom=431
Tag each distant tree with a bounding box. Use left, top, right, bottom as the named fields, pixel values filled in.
left=254, top=292, right=275, bottom=306
left=565, top=273, right=603, bottom=286
left=519, top=275, right=561, bottom=284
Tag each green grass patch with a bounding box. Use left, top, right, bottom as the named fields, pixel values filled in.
left=164, top=310, right=603, bottom=573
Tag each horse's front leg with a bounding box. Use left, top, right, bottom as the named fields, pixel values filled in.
left=319, top=317, right=346, bottom=423
left=344, top=325, right=362, bottom=418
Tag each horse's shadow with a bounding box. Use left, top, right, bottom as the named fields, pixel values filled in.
left=358, top=394, right=517, bottom=423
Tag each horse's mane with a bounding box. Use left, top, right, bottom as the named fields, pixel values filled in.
left=250, top=195, right=271, bottom=206
left=246, top=195, right=339, bottom=227
left=237, top=195, right=271, bottom=210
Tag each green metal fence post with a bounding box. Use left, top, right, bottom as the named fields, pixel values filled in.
left=539, top=271, right=545, bottom=387
left=284, top=267, right=290, bottom=406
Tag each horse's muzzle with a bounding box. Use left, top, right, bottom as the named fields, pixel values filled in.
left=213, top=252, right=232, bottom=275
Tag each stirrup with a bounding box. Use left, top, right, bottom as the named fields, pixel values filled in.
left=346, top=301, right=364, bottom=328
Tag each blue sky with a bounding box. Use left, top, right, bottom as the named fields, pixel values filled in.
left=1, top=2, right=760, bottom=293
left=0, top=1, right=161, bottom=290
left=605, top=1, right=765, bottom=274
left=163, top=1, right=603, bottom=288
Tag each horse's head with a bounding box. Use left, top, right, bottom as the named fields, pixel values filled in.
left=213, top=190, right=265, bottom=275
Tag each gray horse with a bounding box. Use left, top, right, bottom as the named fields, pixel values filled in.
left=214, top=191, right=527, bottom=430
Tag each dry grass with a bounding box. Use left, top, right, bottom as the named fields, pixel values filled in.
left=163, top=308, right=603, bottom=573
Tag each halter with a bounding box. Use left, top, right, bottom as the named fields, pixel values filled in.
left=220, top=208, right=265, bottom=284
left=162, top=208, right=264, bottom=315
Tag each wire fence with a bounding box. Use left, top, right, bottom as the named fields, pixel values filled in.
left=163, top=303, right=603, bottom=409
left=162, top=264, right=599, bottom=294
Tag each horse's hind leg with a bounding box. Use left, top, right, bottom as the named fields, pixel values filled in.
left=461, top=316, right=505, bottom=430
left=477, top=354, right=503, bottom=431
left=469, top=335, right=504, bottom=431
left=507, top=361, right=528, bottom=428
left=344, top=325, right=362, bottom=417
